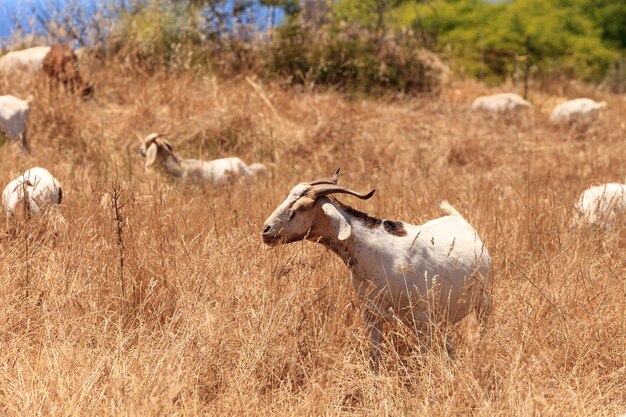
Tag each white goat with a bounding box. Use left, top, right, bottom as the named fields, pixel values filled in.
left=2, top=167, right=63, bottom=222
left=0, top=46, right=51, bottom=72
left=139, top=133, right=267, bottom=184
left=471, top=93, right=532, bottom=113
left=550, top=98, right=607, bottom=124
left=572, top=183, right=626, bottom=229
left=0, top=94, right=31, bottom=152
left=261, top=169, right=492, bottom=370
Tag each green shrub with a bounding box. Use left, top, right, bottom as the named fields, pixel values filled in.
left=108, top=3, right=206, bottom=72
left=266, top=18, right=447, bottom=95
left=377, top=0, right=621, bottom=83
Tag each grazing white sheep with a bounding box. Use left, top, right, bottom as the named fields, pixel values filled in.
left=550, top=98, right=607, bottom=124
left=261, top=169, right=492, bottom=370
left=471, top=93, right=532, bottom=113
left=572, top=183, right=626, bottom=229
left=0, top=46, right=51, bottom=72
left=0, top=94, right=32, bottom=152
left=139, top=133, right=267, bottom=184
left=2, top=167, right=62, bottom=222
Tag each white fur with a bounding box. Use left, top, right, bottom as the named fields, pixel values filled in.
left=471, top=93, right=532, bottom=113
left=0, top=46, right=51, bottom=72
left=262, top=182, right=491, bottom=369
left=572, top=183, right=626, bottom=229
left=2, top=167, right=62, bottom=218
left=550, top=98, right=607, bottom=123
left=0, top=95, right=31, bottom=152
left=140, top=133, right=266, bottom=184
left=183, top=156, right=265, bottom=184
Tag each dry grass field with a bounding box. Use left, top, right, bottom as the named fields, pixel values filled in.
left=0, top=60, right=625, bottom=416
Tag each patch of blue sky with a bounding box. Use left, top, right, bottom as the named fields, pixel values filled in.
left=0, top=0, right=285, bottom=43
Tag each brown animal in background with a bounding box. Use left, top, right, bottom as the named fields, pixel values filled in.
left=42, top=44, right=93, bottom=98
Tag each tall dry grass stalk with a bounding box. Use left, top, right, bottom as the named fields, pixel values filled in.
left=0, top=59, right=624, bottom=416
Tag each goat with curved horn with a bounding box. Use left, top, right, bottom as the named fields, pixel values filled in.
left=262, top=170, right=492, bottom=372
left=137, top=132, right=267, bottom=184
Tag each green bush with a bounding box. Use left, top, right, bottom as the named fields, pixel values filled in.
left=108, top=3, right=207, bottom=72
left=374, top=0, right=621, bottom=83
left=266, top=19, right=312, bottom=81
left=266, top=18, right=446, bottom=95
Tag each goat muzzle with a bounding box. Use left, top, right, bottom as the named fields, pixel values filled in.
left=261, top=224, right=282, bottom=246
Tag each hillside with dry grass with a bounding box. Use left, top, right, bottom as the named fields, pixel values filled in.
left=0, top=59, right=625, bottom=416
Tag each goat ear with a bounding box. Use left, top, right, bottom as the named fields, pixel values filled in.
left=145, top=142, right=158, bottom=169
left=321, top=202, right=351, bottom=241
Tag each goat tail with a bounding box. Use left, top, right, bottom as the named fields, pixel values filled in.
left=440, top=200, right=464, bottom=219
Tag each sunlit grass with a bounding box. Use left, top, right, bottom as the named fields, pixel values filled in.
left=0, top=60, right=624, bottom=416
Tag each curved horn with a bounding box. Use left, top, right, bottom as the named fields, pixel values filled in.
left=140, top=132, right=169, bottom=145
left=309, top=184, right=375, bottom=201
left=310, top=167, right=340, bottom=186
left=156, top=134, right=173, bottom=150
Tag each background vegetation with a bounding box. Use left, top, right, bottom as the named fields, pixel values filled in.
left=5, top=0, right=626, bottom=93
left=335, top=0, right=625, bottom=83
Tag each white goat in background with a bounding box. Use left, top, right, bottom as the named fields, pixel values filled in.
left=550, top=98, right=607, bottom=124
left=0, top=94, right=32, bottom=153
left=471, top=93, right=532, bottom=113
left=572, top=183, right=626, bottom=229
left=0, top=46, right=51, bottom=73
left=138, top=132, right=267, bottom=184
left=2, top=167, right=63, bottom=222
left=261, top=168, right=492, bottom=370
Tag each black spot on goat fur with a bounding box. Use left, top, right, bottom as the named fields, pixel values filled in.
left=383, top=220, right=407, bottom=237
left=340, top=204, right=382, bottom=228
left=331, top=197, right=406, bottom=235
